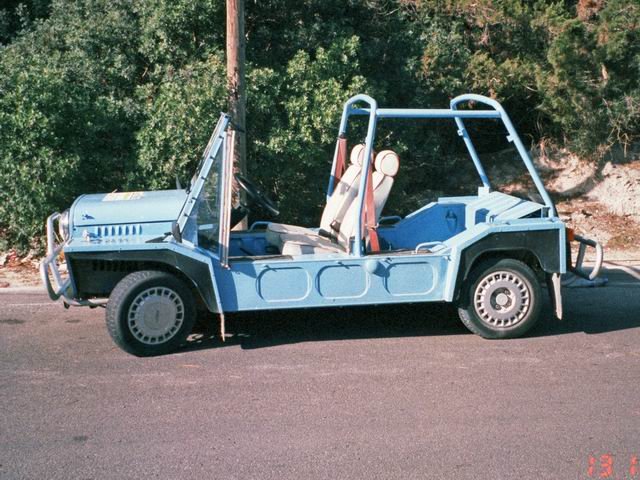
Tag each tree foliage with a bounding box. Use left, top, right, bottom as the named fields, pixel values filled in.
left=0, top=0, right=142, bottom=248
left=0, top=0, right=638, bottom=250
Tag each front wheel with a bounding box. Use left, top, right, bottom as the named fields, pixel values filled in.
left=457, top=258, right=542, bottom=339
left=106, top=270, right=196, bottom=356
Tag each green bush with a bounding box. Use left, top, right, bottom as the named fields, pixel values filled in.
left=0, top=0, right=142, bottom=249
left=0, top=0, right=51, bottom=45
left=135, top=53, right=228, bottom=190
left=247, top=36, right=370, bottom=225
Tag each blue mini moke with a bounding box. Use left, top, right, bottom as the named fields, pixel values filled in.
left=41, top=94, right=603, bottom=356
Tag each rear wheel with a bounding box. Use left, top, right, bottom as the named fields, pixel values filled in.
left=457, top=258, right=542, bottom=339
left=106, top=270, right=196, bottom=356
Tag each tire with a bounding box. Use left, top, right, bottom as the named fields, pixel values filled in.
left=457, top=258, right=542, bottom=339
left=106, top=270, right=196, bottom=356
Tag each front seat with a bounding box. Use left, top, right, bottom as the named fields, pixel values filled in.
left=265, top=144, right=371, bottom=250
left=280, top=150, right=400, bottom=255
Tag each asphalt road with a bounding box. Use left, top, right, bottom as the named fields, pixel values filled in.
left=1, top=266, right=639, bottom=480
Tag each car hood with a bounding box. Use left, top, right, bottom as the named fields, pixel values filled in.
left=70, top=189, right=188, bottom=228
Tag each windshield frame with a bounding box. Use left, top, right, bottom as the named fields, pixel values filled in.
left=218, top=129, right=235, bottom=267
left=176, top=114, right=230, bottom=235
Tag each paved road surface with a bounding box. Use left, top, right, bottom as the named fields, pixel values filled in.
left=1, top=266, right=639, bottom=479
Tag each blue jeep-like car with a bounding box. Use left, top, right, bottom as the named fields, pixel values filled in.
left=41, top=94, right=603, bottom=356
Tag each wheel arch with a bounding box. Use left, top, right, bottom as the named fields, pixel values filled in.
left=453, top=229, right=561, bottom=300
left=66, top=250, right=218, bottom=312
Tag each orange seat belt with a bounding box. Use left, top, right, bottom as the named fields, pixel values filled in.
left=362, top=160, right=380, bottom=253
left=333, top=136, right=347, bottom=186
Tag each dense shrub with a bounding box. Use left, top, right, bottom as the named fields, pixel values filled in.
left=135, top=53, right=228, bottom=190
left=0, top=0, right=51, bottom=45
left=0, top=0, right=142, bottom=248
left=247, top=36, right=370, bottom=225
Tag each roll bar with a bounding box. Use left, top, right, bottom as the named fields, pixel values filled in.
left=327, top=95, right=378, bottom=257
left=450, top=94, right=556, bottom=216
left=327, top=94, right=378, bottom=198
left=330, top=93, right=558, bottom=256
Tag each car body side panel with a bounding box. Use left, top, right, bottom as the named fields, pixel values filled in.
left=214, top=221, right=564, bottom=312
left=62, top=218, right=564, bottom=314
left=214, top=253, right=450, bottom=312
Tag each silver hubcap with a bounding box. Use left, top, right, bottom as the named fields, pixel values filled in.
left=128, top=287, right=184, bottom=345
left=474, top=270, right=531, bottom=328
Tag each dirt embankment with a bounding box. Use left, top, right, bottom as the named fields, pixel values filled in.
left=534, top=144, right=640, bottom=258
left=0, top=251, right=41, bottom=288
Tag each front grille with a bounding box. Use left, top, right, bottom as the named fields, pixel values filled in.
left=95, top=224, right=143, bottom=238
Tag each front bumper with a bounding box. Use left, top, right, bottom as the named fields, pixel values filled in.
left=40, top=212, right=107, bottom=307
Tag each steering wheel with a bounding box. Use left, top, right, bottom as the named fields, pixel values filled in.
left=234, top=174, right=280, bottom=216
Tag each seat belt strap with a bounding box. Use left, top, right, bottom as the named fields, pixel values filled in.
left=334, top=136, right=347, bottom=185
left=363, top=164, right=380, bottom=253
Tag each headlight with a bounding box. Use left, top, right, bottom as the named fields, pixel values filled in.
left=58, top=209, right=70, bottom=241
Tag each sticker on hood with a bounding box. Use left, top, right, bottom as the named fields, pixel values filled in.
left=102, top=192, right=144, bottom=202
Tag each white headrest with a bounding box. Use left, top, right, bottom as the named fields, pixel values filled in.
left=350, top=144, right=374, bottom=166
left=374, top=150, right=399, bottom=177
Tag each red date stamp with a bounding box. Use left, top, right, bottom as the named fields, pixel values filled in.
left=588, top=454, right=639, bottom=478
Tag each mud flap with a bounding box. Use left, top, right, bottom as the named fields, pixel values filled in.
left=546, top=272, right=563, bottom=320
left=219, top=312, right=226, bottom=341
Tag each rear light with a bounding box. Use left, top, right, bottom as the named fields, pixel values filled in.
left=567, top=228, right=575, bottom=242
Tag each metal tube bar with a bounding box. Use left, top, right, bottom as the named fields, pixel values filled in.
left=327, top=94, right=378, bottom=198
left=448, top=108, right=491, bottom=188
left=451, top=94, right=557, bottom=216
left=351, top=97, right=378, bottom=257
left=349, top=108, right=502, bottom=119
left=219, top=129, right=235, bottom=268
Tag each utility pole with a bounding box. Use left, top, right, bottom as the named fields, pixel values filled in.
left=226, top=0, right=247, bottom=226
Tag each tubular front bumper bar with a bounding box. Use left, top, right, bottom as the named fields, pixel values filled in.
left=39, top=212, right=106, bottom=307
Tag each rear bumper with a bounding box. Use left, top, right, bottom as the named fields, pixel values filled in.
left=549, top=233, right=605, bottom=319
left=569, top=234, right=604, bottom=281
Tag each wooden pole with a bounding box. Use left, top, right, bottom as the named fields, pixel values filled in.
left=226, top=0, right=247, bottom=227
